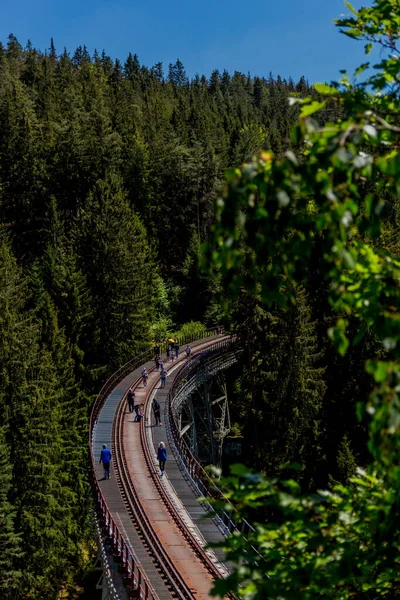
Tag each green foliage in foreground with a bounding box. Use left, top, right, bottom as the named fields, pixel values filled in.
left=211, top=464, right=400, bottom=599
left=207, top=1, right=400, bottom=597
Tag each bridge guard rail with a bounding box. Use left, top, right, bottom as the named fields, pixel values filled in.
left=166, top=339, right=255, bottom=539
left=90, top=419, right=156, bottom=599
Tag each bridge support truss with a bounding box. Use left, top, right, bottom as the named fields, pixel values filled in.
left=177, top=371, right=231, bottom=465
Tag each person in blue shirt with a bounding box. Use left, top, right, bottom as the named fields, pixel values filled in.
left=134, top=402, right=144, bottom=422
left=99, top=444, right=112, bottom=480
left=157, top=442, right=167, bottom=476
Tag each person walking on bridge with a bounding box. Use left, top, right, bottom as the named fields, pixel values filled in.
left=127, top=388, right=135, bottom=413
left=141, top=368, right=148, bottom=387
left=152, top=398, right=161, bottom=426
left=157, top=442, right=167, bottom=476
left=160, top=367, right=167, bottom=388
left=99, top=444, right=111, bottom=480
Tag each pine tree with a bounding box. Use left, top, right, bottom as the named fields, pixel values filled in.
left=178, top=232, right=211, bottom=322
left=336, top=434, right=357, bottom=485
left=233, top=286, right=326, bottom=488
left=124, top=52, right=140, bottom=81
left=0, top=231, right=83, bottom=598
left=49, top=38, right=57, bottom=61
left=0, top=426, right=22, bottom=598
left=168, top=59, right=188, bottom=87
left=6, top=33, right=22, bottom=73
left=283, top=286, right=326, bottom=486
left=0, top=69, right=45, bottom=258
left=75, top=173, right=155, bottom=368
left=11, top=352, right=76, bottom=599
left=150, top=61, right=164, bottom=82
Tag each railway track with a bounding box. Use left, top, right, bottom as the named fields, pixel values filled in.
left=114, top=369, right=194, bottom=598
left=112, top=341, right=232, bottom=599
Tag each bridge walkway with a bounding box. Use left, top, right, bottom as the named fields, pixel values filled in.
left=94, top=335, right=228, bottom=598
left=93, top=361, right=170, bottom=598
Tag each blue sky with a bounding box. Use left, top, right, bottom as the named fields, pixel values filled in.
left=0, top=0, right=372, bottom=84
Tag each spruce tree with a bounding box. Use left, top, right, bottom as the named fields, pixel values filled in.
left=75, top=173, right=155, bottom=369
left=0, top=231, right=81, bottom=598
left=168, top=59, right=188, bottom=87
left=233, top=286, right=326, bottom=488
left=0, top=426, right=22, bottom=598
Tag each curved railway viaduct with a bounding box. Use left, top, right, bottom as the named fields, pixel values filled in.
left=89, top=331, right=250, bottom=600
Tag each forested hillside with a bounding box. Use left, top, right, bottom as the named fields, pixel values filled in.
left=0, top=34, right=321, bottom=598
left=1, top=9, right=397, bottom=595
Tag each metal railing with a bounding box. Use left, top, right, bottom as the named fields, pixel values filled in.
left=90, top=415, right=156, bottom=599
left=94, top=518, right=121, bottom=600
left=171, top=348, right=239, bottom=414
left=89, top=326, right=226, bottom=599
left=166, top=339, right=255, bottom=539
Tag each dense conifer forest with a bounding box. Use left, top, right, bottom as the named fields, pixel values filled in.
left=0, top=34, right=320, bottom=598
left=0, top=11, right=398, bottom=596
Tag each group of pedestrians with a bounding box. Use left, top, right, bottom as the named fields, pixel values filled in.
left=166, top=341, right=180, bottom=361
left=155, top=342, right=192, bottom=364
left=127, top=386, right=144, bottom=421
left=99, top=342, right=192, bottom=482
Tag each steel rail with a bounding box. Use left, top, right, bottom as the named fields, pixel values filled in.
left=113, top=370, right=193, bottom=599
left=139, top=352, right=235, bottom=589
left=114, top=337, right=236, bottom=598
left=90, top=327, right=224, bottom=599
left=92, top=326, right=223, bottom=429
